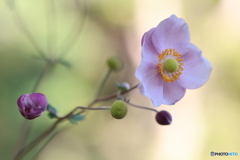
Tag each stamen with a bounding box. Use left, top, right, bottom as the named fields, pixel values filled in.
left=157, top=48, right=184, bottom=82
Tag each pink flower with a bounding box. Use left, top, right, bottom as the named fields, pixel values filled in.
left=136, top=15, right=212, bottom=106
left=17, top=93, right=48, bottom=119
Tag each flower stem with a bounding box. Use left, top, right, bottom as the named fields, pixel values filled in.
left=12, top=118, right=63, bottom=160
left=12, top=106, right=110, bottom=160
left=58, top=0, right=87, bottom=60
left=77, top=106, right=110, bottom=111
left=95, top=69, right=112, bottom=99
left=8, top=1, right=47, bottom=60
left=31, top=125, right=70, bottom=160
left=46, top=0, right=56, bottom=58
left=13, top=63, right=50, bottom=159
left=13, top=84, right=138, bottom=159
left=31, top=63, right=50, bottom=93
left=126, top=102, right=158, bottom=113
left=95, top=84, right=138, bottom=102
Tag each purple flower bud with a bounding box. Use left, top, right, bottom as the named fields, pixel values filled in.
left=155, top=110, right=172, bottom=125
left=17, top=93, right=48, bottom=120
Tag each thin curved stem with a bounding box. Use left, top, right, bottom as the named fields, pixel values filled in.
left=77, top=106, right=111, bottom=110
left=47, top=0, right=57, bottom=57
left=12, top=105, right=110, bottom=160
left=95, top=69, right=112, bottom=99
left=58, top=0, right=87, bottom=60
left=12, top=118, right=63, bottom=160
left=13, top=63, right=50, bottom=158
left=31, top=124, right=70, bottom=160
left=31, top=63, right=50, bottom=93
left=95, top=84, right=139, bottom=103
left=9, top=1, right=47, bottom=60
left=126, top=102, right=158, bottom=113
left=87, top=84, right=138, bottom=107
left=13, top=83, right=138, bottom=159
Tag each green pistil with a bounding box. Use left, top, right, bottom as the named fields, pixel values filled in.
left=164, top=58, right=179, bottom=73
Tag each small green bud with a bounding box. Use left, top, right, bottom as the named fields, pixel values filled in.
left=164, top=58, right=178, bottom=73
left=107, top=56, right=123, bottom=71
left=110, top=100, right=127, bottom=119
left=116, top=82, right=130, bottom=92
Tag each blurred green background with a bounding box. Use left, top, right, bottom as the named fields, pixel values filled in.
left=0, top=0, right=240, bottom=160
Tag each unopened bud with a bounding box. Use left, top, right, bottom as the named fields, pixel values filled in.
left=17, top=93, right=48, bottom=120
left=110, top=100, right=127, bottom=119
left=155, top=110, right=172, bottom=125
left=107, top=56, right=123, bottom=71
left=116, top=82, right=130, bottom=92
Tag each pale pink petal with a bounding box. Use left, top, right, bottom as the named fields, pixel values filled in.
left=136, top=59, right=164, bottom=107
left=138, top=76, right=164, bottom=107
left=141, top=28, right=159, bottom=62
left=136, top=59, right=158, bottom=81
left=152, top=15, right=190, bottom=53
left=178, top=44, right=212, bottom=89
left=162, top=82, right=186, bottom=105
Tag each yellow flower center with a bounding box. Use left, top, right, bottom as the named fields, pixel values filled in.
left=158, top=48, right=184, bottom=82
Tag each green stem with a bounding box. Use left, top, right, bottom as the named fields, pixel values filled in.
left=12, top=119, right=63, bottom=160
left=47, top=0, right=56, bottom=57
left=31, top=125, right=70, bottom=160
left=77, top=106, right=110, bottom=111
left=94, top=84, right=138, bottom=103
left=12, top=105, right=110, bottom=160
left=31, top=63, right=50, bottom=93
left=9, top=1, right=47, bottom=60
left=58, top=0, right=87, bottom=60
left=13, top=64, right=50, bottom=159
left=126, top=102, right=158, bottom=113
left=13, top=83, right=138, bottom=159
left=95, top=69, right=112, bottom=99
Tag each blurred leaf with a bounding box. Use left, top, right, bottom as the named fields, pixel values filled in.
left=47, top=104, right=58, bottom=119
left=69, top=114, right=85, bottom=124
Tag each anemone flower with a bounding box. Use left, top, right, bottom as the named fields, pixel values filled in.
left=136, top=15, right=212, bottom=106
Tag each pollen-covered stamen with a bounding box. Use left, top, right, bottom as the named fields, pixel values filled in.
left=157, top=48, right=184, bottom=82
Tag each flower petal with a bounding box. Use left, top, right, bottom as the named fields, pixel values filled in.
left=141, top=28, right=159, bottom=62
left=152, top=14, right=190, bottom=53
left=178, top=44, right=212, bottom=89
left=136, top=59, right=164, bottom=107
left=17, top=93, right=48, bottom=119
left=162, top=82, right=186, bottom=105
left=17, top=94, right=27, bottom=110
left=30, top=93, right=48, bottom=111
left=138, top=78, right=164, bottom=107
left=136, top=58, right=157, bottom=81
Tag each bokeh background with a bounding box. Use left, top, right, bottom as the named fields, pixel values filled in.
left=0, top=0, right=240, bottom=159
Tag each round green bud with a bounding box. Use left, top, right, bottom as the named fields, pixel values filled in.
left=106, top=56, right=123, bottom=72
left=164, top=58, right=179, bottom=73
left=110, top=100, right=127, bottom=119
